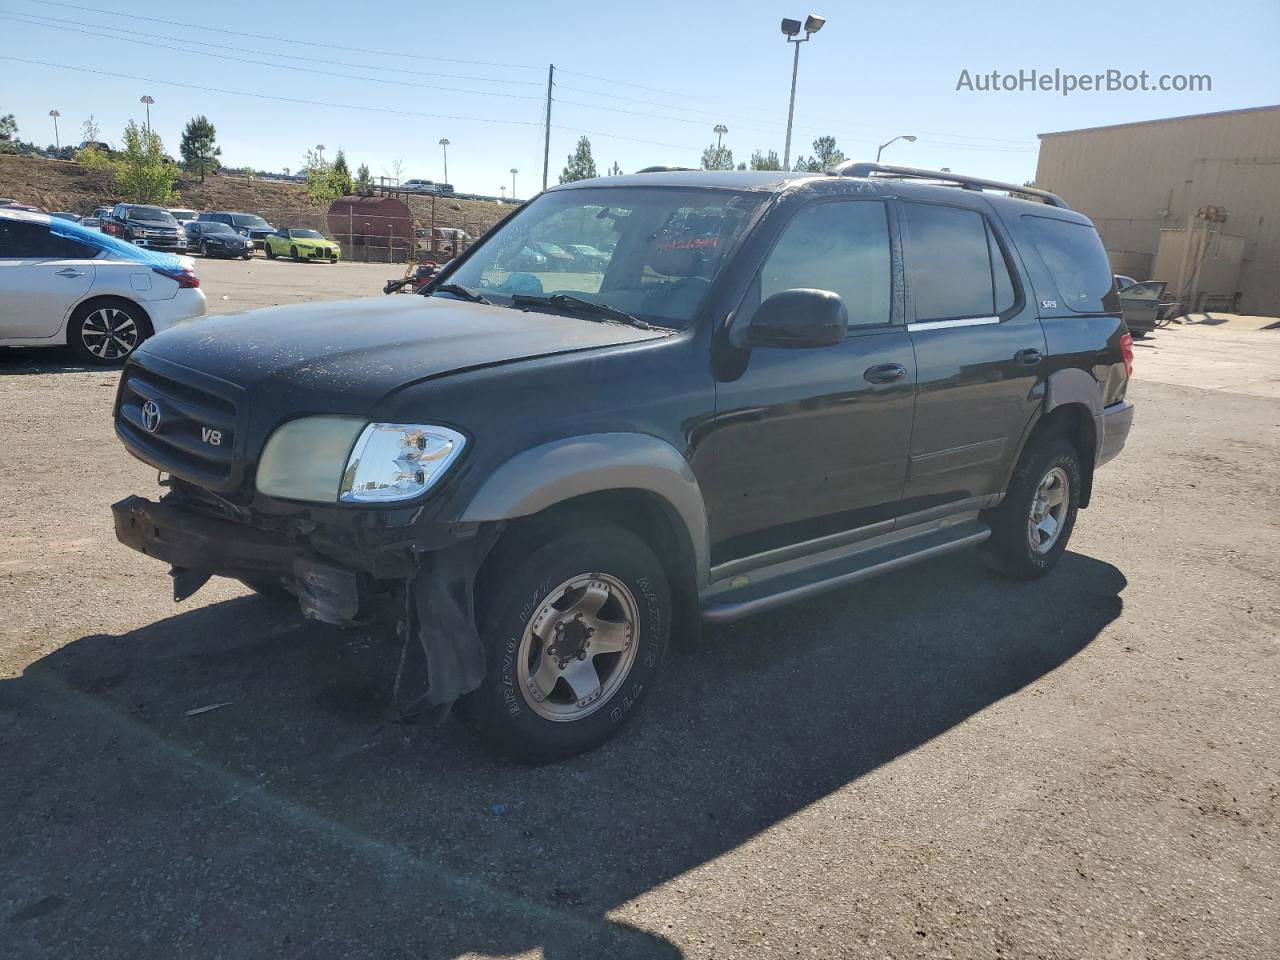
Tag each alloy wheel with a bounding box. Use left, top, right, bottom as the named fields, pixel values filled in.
left=1028, top=466, right=1070, bottom=555
left=80, top=307, right=140, bottom=361
left=516, top=573, right=640, bottom=722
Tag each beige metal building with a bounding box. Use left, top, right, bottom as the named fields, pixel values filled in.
left=1035, top=105, right=1280, bottom=315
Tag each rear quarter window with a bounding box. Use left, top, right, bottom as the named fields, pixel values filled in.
left=1022, top=215, right=1117, bottom=314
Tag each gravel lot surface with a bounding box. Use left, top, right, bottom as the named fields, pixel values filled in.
left=1, top=260, right=1277, bottom=959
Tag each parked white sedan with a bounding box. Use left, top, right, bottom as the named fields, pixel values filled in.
left=0, top=209, right=207, bottom=365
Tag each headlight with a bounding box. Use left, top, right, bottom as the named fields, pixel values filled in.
left=255, top=418, right=465, bottom=504
left=340, top=423, right=466, bottom=503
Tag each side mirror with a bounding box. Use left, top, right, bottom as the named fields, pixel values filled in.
left=738, top=288, right=848, bottom=348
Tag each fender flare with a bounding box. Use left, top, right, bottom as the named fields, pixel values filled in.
left=460, top=433, right=710, bottom=586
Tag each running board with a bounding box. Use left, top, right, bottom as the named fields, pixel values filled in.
left=700, top=520, right=991, bottom=624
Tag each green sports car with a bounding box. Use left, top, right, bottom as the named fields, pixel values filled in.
left=264, top=228, right=342, bottom=262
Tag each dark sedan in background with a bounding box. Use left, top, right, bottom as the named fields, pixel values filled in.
left=185, top=221, right=255, bottom=259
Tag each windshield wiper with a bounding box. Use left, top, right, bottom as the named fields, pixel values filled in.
left=510, top=293, right=653, bottom=330
left=432, top=283, right=491, bottom=305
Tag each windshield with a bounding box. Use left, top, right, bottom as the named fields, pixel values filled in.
left=441, top=187, right=765, bottom=329
left=202, top=222, right=237, bottom=236
left=231, top=214, right=270, bottom=228
left=290, top=229, right=324, bottom=239
left=125, top=205, right=175, bottom=223
left=49, top=217, right=184, bottom=268
left=169, top=210, right=196, bottom=219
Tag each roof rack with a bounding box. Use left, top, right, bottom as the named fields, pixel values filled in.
left=827, top=161, right=1068, bottom=209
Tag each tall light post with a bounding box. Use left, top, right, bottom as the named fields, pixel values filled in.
left=315, top=144, right=325, bottom=166
left=48, top=110, right=60, bottom=149
left=714, top=123, right=728, bottom=149
left=438, top=138, right=450, bottom=185
left=779, top=15, right=825, bottom=171
left=510, top=167, right=518, bottom=199
left=875, top=134, right=917, bottom=163
left=139, top=95, right=154, bottom=136
left=499, top=185, right=506, bottom=200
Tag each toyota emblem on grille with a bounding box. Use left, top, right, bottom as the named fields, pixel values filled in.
left=141, top=399, right=162, bottom=433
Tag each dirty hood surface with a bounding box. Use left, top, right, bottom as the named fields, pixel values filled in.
left=137, top=294, right=668, bottom=412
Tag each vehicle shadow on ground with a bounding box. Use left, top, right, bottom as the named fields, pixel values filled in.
left=0, top=347, right=107, bottom=375
left=1, top=550, right=1125, bottom=959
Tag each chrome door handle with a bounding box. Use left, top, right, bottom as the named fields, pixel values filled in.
left=864, top=362, right=908, bottom=384
left=55, top=268, right=86, bottom=278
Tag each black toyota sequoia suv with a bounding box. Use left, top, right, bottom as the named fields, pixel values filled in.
left=111, top=164, right=1135, bottom=761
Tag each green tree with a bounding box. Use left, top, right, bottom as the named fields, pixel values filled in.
left=179, top=115, right=221, bottom=182
left=750, top=149, right=782, bottom=171
left=0, top=114, right=16, bottom=141
left=332, top=148, right=354, bottom=194
left=302, top=148, right=344, bottom=204
left=700, top=143, right=734, bottom=171
left=354, top=162, right=372, bottom=194
left=115, top=121, right=178, bottom=203
left=793, top=135, right=846, bottom=173
left=559, top=136, right=598, bottom=183
left=608, top=161, right=623, bottom=176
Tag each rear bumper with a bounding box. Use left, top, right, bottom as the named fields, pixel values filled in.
left=1097, top=400, right=1134, bottom=466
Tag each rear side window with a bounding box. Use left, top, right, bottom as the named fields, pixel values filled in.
left=902, top=202, right=1003, bottom=321
left=759, top=200, right=892, bottom=328
left=1022, top=216, right=1115, bottom=313
left=0, top=221, right=94, bottom=259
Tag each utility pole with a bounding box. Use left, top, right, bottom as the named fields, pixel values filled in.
left=49, top=110, right=60, bottom=150
left=438, top=138, right=450, bottom=185
left=542, top=63, right=554, bottom=191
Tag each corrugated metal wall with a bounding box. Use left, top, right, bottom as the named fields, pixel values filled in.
left=1034, top=106, right=1280, bottom=315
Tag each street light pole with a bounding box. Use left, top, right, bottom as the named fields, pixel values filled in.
left=875, top=134, right=917, bottom=162
left=510, top=167, right=518, bottom=199
left=439, top=138, right=450, bottom=185
left=315, top=144, right=325, bottom=166
left=48, top=110, right=60, bottom=150
left=714, top=124, right=728, bottom=149
left=139, top=95, right=154, bottom=136
left=779, top=16, right=825, bottom=171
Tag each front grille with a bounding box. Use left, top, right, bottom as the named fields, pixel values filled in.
left=116, top=364, right=240, bottom=488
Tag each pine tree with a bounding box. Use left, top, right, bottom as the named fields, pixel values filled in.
left=179, top=115, right=220, bottom=182
left=559, top=136, right=598, bottom=183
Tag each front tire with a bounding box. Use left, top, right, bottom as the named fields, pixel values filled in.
left=68, top=300, right=149, bottom=365
left=290, top=244, right=300, bottom=261
left=985, top=437, right=1082, bottom=579
left=460, top=523, right=671, bottom=762
left=265, top=242, right=275, bottom=259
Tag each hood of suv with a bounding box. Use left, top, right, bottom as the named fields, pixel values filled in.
left=136, top=294, right=670, bottom=413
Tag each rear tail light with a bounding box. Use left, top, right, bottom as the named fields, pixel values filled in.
left=154, top=266, right=200, bottom=289
left=1119, top=332, right=1134, bottom=379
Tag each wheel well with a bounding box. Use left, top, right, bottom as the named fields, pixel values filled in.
left=1026, top=404, right=1097, bottom=507
left=69, top=296, right=154, bottom=339
left=481, top=489, right=701, bottom=648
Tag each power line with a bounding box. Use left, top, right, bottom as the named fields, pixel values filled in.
left=0, top=8, right=543, bottom=86
left=0, top=12, right=545, bottom=102
left=1, top=55, right=702, bottom=152
left=25, top=0, right=543, bottom=70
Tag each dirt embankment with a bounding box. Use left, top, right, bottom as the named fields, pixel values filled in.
left=0, top=153, right=511, bottom=236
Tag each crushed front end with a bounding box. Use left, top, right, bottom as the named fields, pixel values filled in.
left=110, top=352, right=499, bottom=717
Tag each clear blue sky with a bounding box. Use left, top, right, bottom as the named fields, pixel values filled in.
left=2, top=0, right=1277, bottom=198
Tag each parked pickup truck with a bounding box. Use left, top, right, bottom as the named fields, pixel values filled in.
left=110, top=164, right=1134, bottom=761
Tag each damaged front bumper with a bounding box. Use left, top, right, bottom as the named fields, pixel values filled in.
left=111, top=492, right=502, bottom=715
